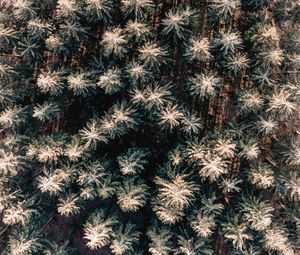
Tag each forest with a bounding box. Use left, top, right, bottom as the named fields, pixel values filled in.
left=0, top=0, right=300, bottom=254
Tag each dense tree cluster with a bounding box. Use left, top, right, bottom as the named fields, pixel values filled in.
left=0, top=0, right=299, bottom=254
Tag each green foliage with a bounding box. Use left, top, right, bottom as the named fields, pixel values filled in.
left=0, top=0, right=299, bottom=254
